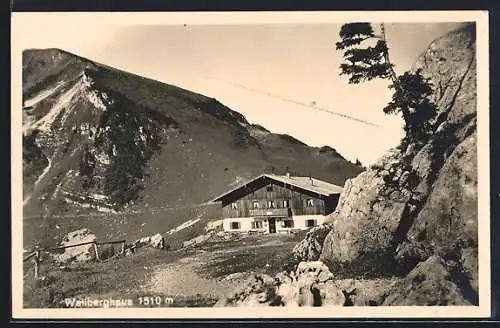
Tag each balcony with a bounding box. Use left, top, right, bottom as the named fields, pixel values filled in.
left=249, top=208, right=291, bottom=217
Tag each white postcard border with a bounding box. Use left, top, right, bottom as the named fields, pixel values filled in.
left=11, top=10, right=490, bottom=319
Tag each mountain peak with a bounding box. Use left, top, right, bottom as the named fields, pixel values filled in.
left=22, top=48, right=90, bottom=66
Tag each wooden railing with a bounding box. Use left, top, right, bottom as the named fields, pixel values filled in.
left=248, top=208, right=291, bottom=217
left=23, top=239, right=126, bottom=278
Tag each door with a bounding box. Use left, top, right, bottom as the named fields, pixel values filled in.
left=268, top=218, right=276, bottom=233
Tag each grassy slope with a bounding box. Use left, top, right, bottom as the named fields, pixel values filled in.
left=24, top=247, right=218, bottom=308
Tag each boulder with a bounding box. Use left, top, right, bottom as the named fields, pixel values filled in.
left=319, top=165, right=412, bottom=263
left=333, top=278, right=396, bottom=306
left=296, top=261, right=333, bottom=283
left=220, top=261, right=346, bottom=307
left=276, top=281, right=300, bottom=306
left=205, top=219, right=223, bottom=232
left=222, top=272, right=248, bottom=281
left=54, top=228, right=97, bottom=264
left=292, top=223, right=334, bottom=261
left=132, top=233, right=165, bottom=249
left=184, top=230, right=242, bottom=248
left=382, top=256, right=470, bottom=306
left=150, top=233, right=164, bottom=248
left=134, top=236, right=151, bottom=248
left=215, top=273, right=277, bottom=307
left=317, top=280, right=346, bottom=306
left=219, top=262, right=412, bottom=307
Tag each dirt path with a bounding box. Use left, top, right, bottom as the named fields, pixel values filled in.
left=145, top=250, right=253, bottom=299
left=145, top=234, right=299, bottom=300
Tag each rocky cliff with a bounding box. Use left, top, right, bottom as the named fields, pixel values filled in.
left=223, top=23, right=479, bottom=306
left=300, top=23, right=478, bottom=304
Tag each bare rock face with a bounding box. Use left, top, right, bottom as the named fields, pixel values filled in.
left=397, top=22, right=477, bottom=247
left=382, top=256, right=471, bottom=306
left=318, top=25, right=477, bottom=266
left=396, top=134, right=477, bottom=258
left=395, top=26, right=478, bottom=301
left=288, top=23, right=478, bottom=306
left=319, top=153, right=415, bottom=263
left=54, top=228, right=97, bottom=263
left=292, top=223, right=334, bottom=261
left=413, top=24, right=476, bottom=127
left=460, top=247, right=479, bottom=294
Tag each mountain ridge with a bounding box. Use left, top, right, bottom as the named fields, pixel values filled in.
left=22, top=48, right=363, bottom=248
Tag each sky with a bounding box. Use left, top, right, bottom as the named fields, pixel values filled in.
left=12, top=13, right=465, bottom=165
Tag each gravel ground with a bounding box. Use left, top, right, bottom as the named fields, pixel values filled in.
left=145, top=234, right=299, bottom=299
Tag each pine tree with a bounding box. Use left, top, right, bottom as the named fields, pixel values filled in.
left=336, top=23, right=438, bottom=144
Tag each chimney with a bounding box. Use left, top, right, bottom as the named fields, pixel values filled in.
left=286, top=166, right=290, bottom=178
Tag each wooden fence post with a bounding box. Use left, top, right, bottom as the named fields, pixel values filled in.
left=93, top=242, right=100, bottom=261
left=33, top=250, right=40, bottom=279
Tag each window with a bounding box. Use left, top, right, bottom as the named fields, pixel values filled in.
left=266, top=185, right=273, bottom=192
left=267, top=200, right=275, bottom=208
left=283, top=199, right=289, bottom=207
left=306, top=199, right=314, bottom=207
left=231, top=221, right=241, bottom=230
left=283, top=220, right=294, bottom=228
left=306, top=219, right=316, bottom=227
left=231, top=202, right=238, bottom=210
left=251, top=221, right=263, bottom=229
left=252, top=201, right=260, bottom=209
